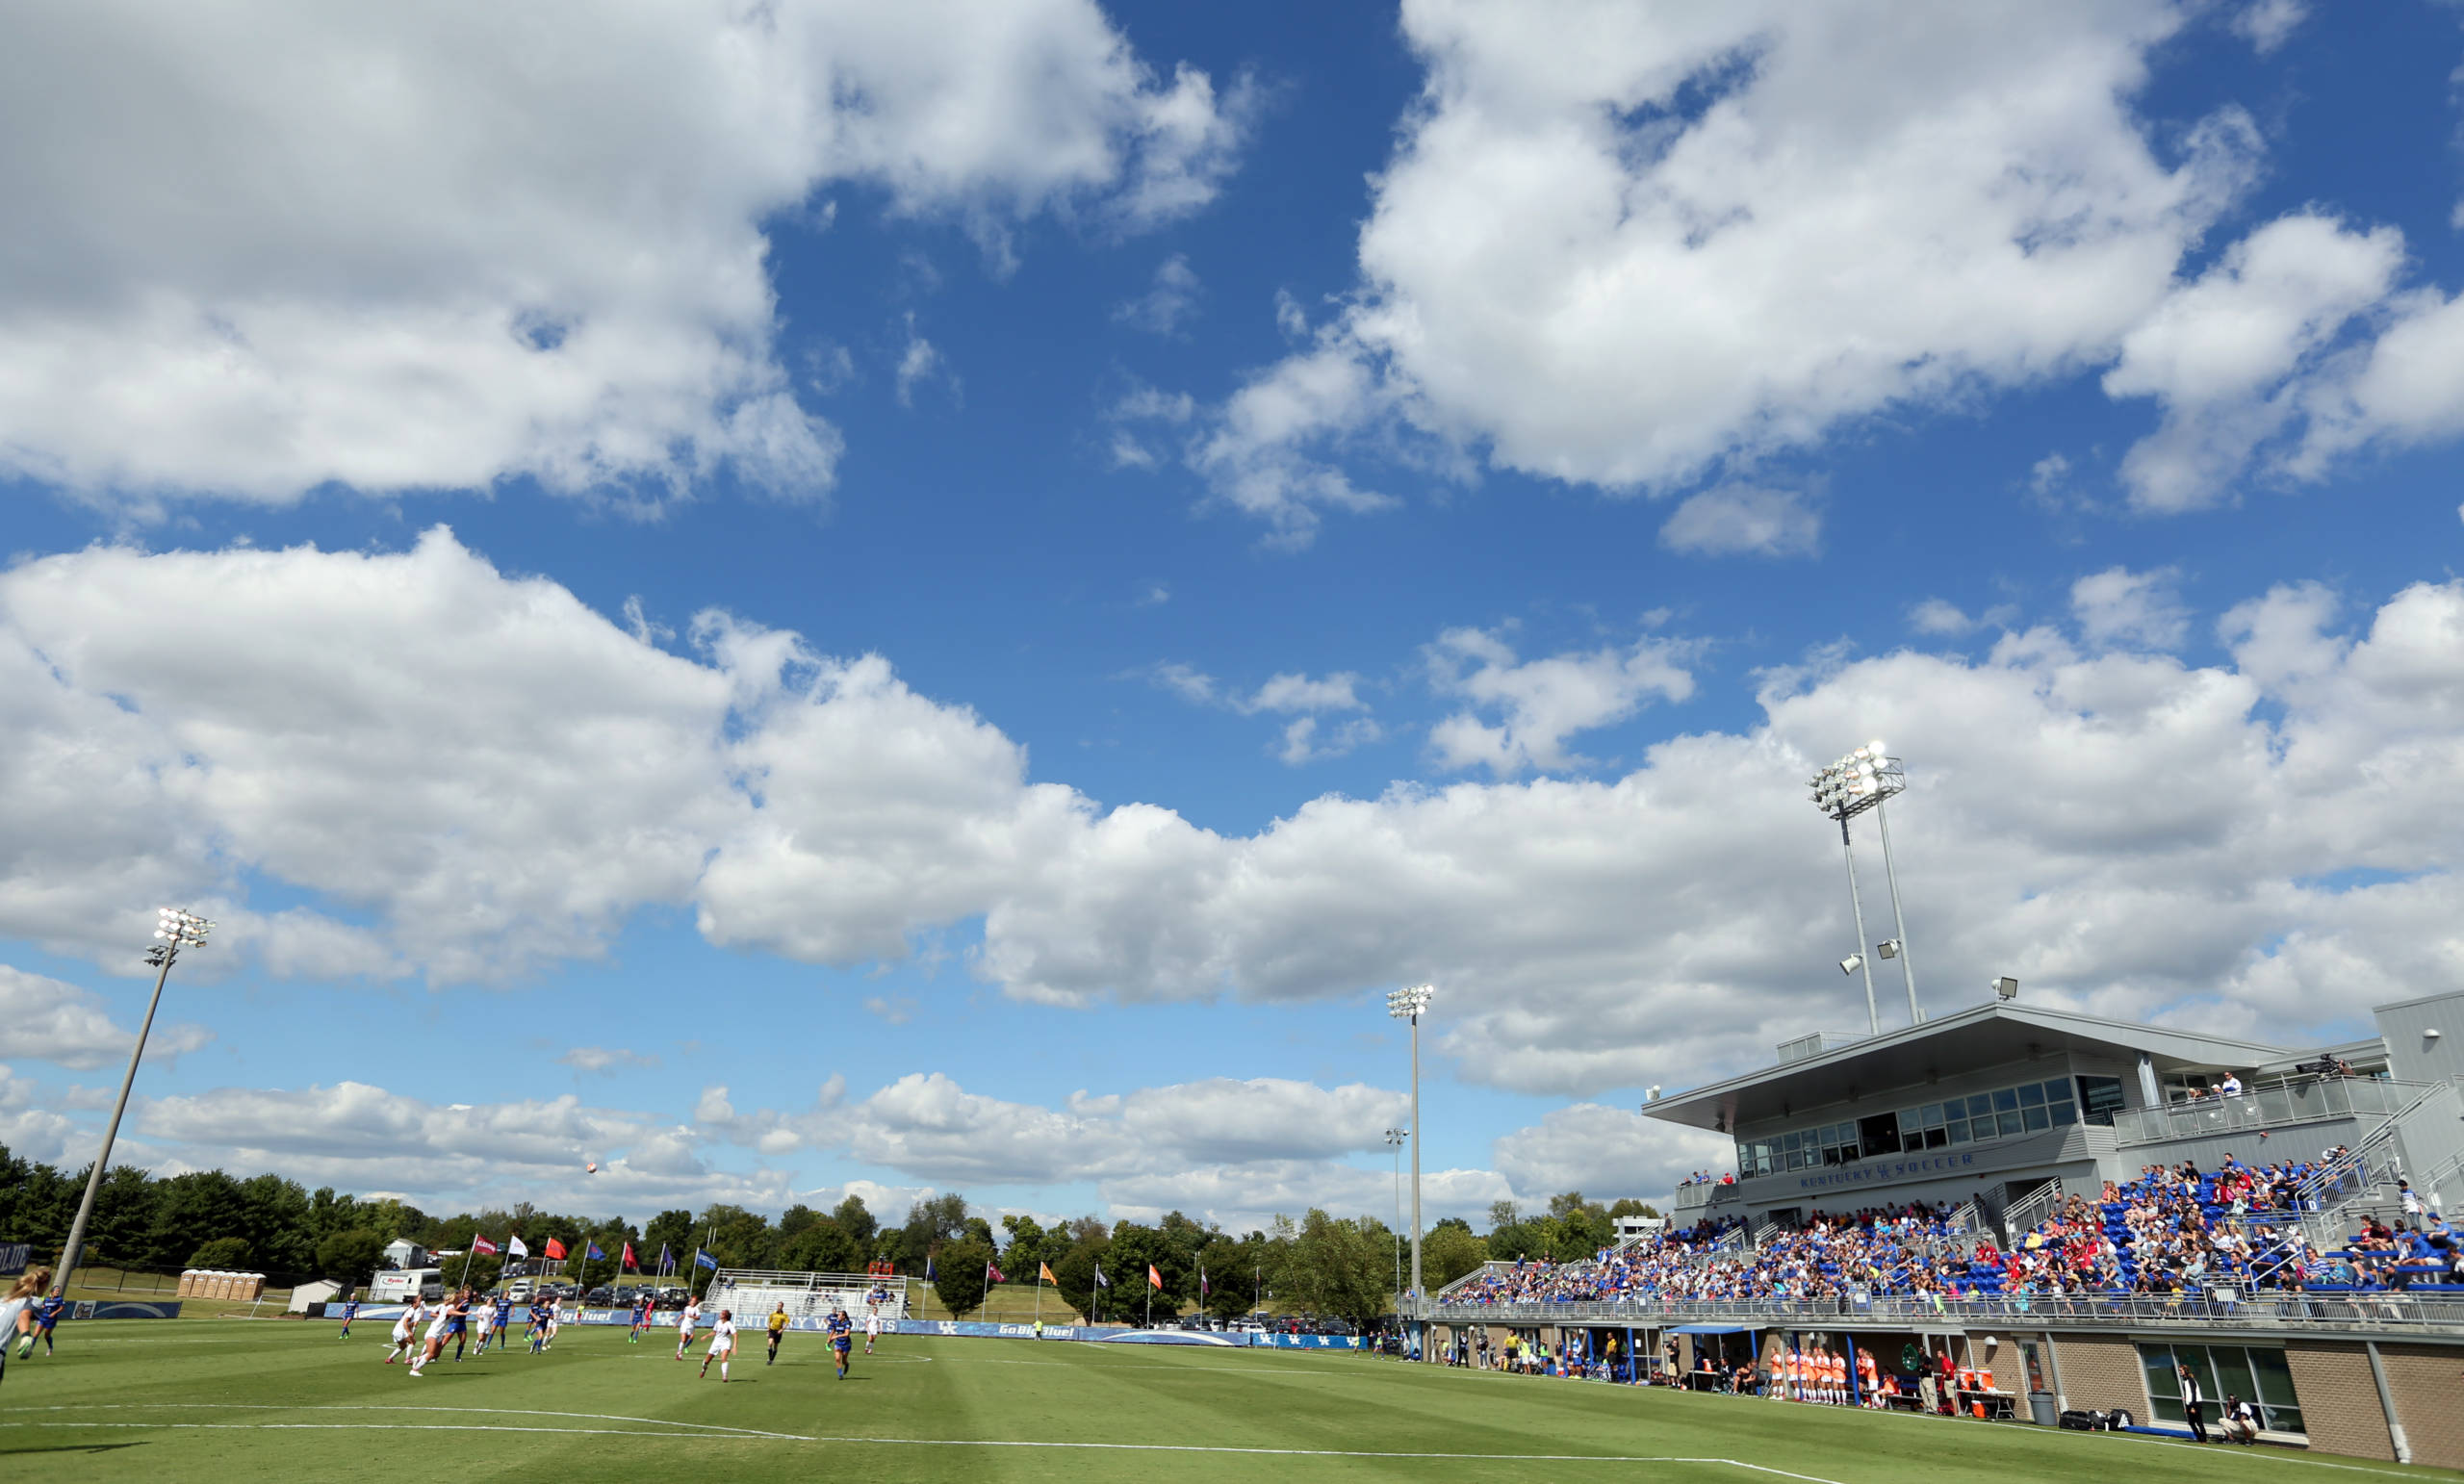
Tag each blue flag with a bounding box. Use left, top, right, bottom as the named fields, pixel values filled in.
left=693, top=1247, right=718, bottom=1271
left=657, top=1243, right=673, bottom=1274
left=1093, top=1266, right=1110, bottom=1289
left=586, top=1241, right=605, bottom=1262
left=925, top=1253, right=937, bottom=1281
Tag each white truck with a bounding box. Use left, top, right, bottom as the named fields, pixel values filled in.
left=370, top=1267, right=443, bottom=1303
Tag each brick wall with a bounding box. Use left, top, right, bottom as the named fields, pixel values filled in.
left=2285, top=1340, right=2394, bottom=1464
left=2049, top=1331, right=2145, bottom=1418
left=2378, top=1343, right=2464, bottom=1471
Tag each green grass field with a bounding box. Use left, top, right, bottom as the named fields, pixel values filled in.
left=1, top=1320, right=2453, bottom=1484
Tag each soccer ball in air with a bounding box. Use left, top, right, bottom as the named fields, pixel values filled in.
left=585, top=1162, right=599, bottom=1174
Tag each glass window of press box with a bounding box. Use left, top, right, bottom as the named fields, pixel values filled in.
left=1737, top=1075, right=2122, bottom=1175
left=2138, top=1343, right=2303, bottom=1435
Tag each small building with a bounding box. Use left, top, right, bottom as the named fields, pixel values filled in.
left=380, top=1239, right=429, bottom=1270
left=287, top=1279, right=342, bottom=1313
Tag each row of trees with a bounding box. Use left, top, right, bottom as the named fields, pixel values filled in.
left=0, top=1142, right=1654, bottom=1325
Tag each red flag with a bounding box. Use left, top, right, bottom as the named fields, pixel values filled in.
left=471, top=1235, right=500, bottom=1255
left=544, top=1238, right=569, bottom=1261
left=621, top=1242, right=639, bottom=1271
left=986, top=1260, right=1005, bottom=1284
left=1147, top=1264, right=1163, bottom=1290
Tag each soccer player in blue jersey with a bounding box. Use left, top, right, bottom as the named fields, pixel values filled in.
left=629, top=1293, right=651, bottom=1344
left=527, top=1301, right=550, bottom=1354
left=827, top=1306, right=853, bottom=1379
left=29, top=1293, right=64, bottom=1357
left=337, top=1296, right=360, bottom=1339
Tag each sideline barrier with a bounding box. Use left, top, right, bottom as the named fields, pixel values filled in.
left=61, top=1301, right=183, bottom=1320
left=302, top=1304, right=1364, bottom=1349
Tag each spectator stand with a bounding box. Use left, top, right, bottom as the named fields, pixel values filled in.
left=706, top=1267, right=909, bottom=1324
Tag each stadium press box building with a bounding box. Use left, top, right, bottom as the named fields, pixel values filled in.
left=1427, top=989, right=2464, bottom=1470
left=1645, top=993, right=2464, bottom=1233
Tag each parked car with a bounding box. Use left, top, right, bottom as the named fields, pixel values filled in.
left=583, top=1286, right=614, bottom=1306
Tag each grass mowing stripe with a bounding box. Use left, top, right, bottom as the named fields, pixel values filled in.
left=5, top=1417, right=1841, bottom=1476
left=13, top=1402, right=796, bottom=1439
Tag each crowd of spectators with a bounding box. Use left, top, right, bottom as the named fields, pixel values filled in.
left=1442, top=1155, right=2464, bottom=1308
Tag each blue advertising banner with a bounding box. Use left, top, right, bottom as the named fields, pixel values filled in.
left=1250, top=1333, right=1363, bottom=1349
left=62, top=1301, right=183, bottom=1320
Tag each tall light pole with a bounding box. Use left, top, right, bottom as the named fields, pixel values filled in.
left=1383, top=1127, right=1407, bottom=1302
left=1809, top=743, right=1920, bottom=1026
left=1385, top=983, right=1431, bottom=1348
left=56, top=908, right=213, bottom=1293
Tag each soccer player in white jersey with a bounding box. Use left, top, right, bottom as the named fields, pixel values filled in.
left=408, top=1291, right=463, bottom=1376
left=675, top=1296, right=702, bottom=1360
left=863, top=1308, right=882, bottom=1354
left=699, top=1310, right=737, bottom=1382
left=385, top=1297, right=425, bottom=1365
left=541, top=1297, right=560, bottom=1349
left=472, top=1294, right=496, bottom=1355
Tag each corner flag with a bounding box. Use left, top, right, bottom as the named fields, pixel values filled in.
left=1039, top=1262, right=1056, bottom=1285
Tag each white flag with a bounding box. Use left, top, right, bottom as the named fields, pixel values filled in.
left=507, top=1235, right=529, bottom=1259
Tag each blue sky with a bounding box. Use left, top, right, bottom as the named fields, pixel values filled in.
left=3, top=0, right=2463, bottom=1236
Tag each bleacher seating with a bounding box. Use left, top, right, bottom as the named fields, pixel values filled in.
left=1439, top=1160, right=2459, bottom=1306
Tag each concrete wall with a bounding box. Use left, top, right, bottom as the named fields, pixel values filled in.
left=2111, top=1113, right=2373, bottom=1179
left=2375, top=992, right=2464, bottom=1086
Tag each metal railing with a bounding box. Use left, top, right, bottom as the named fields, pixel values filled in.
left=2111, top=1076, right=2425, bottom=1147
left=1999, top=1180, right=2065, bottom=1242
left=708, top=1268, right=908, bottom=1320
left=1427, top=1290, right=2464, bottom=1337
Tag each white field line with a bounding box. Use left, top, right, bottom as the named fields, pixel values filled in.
left=2, top=1403, right=1844, bottom=1477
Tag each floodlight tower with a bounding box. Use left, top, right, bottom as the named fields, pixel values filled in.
left=1385, top=983, right=1432, bottom=1343
left=56, top=908, right=213, bottom=1293
left=1808, top=744, right=1921, bottom=1027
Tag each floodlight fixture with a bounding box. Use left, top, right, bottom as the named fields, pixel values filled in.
left=1992, top=976, right=2019, bottom=1001
left=1877, top=940, right=1900, bottom=960
left=1386, top=984, right=1433, bottom=1022
left=1809, top=743, right=1920, bottom=1029
left=1838, top=954, right=1864, bottom=976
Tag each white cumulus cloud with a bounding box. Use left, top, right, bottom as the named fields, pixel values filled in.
left=0, top=0, right=1242, bottom=509
left=1187, top=1, right=2263, bottom=531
